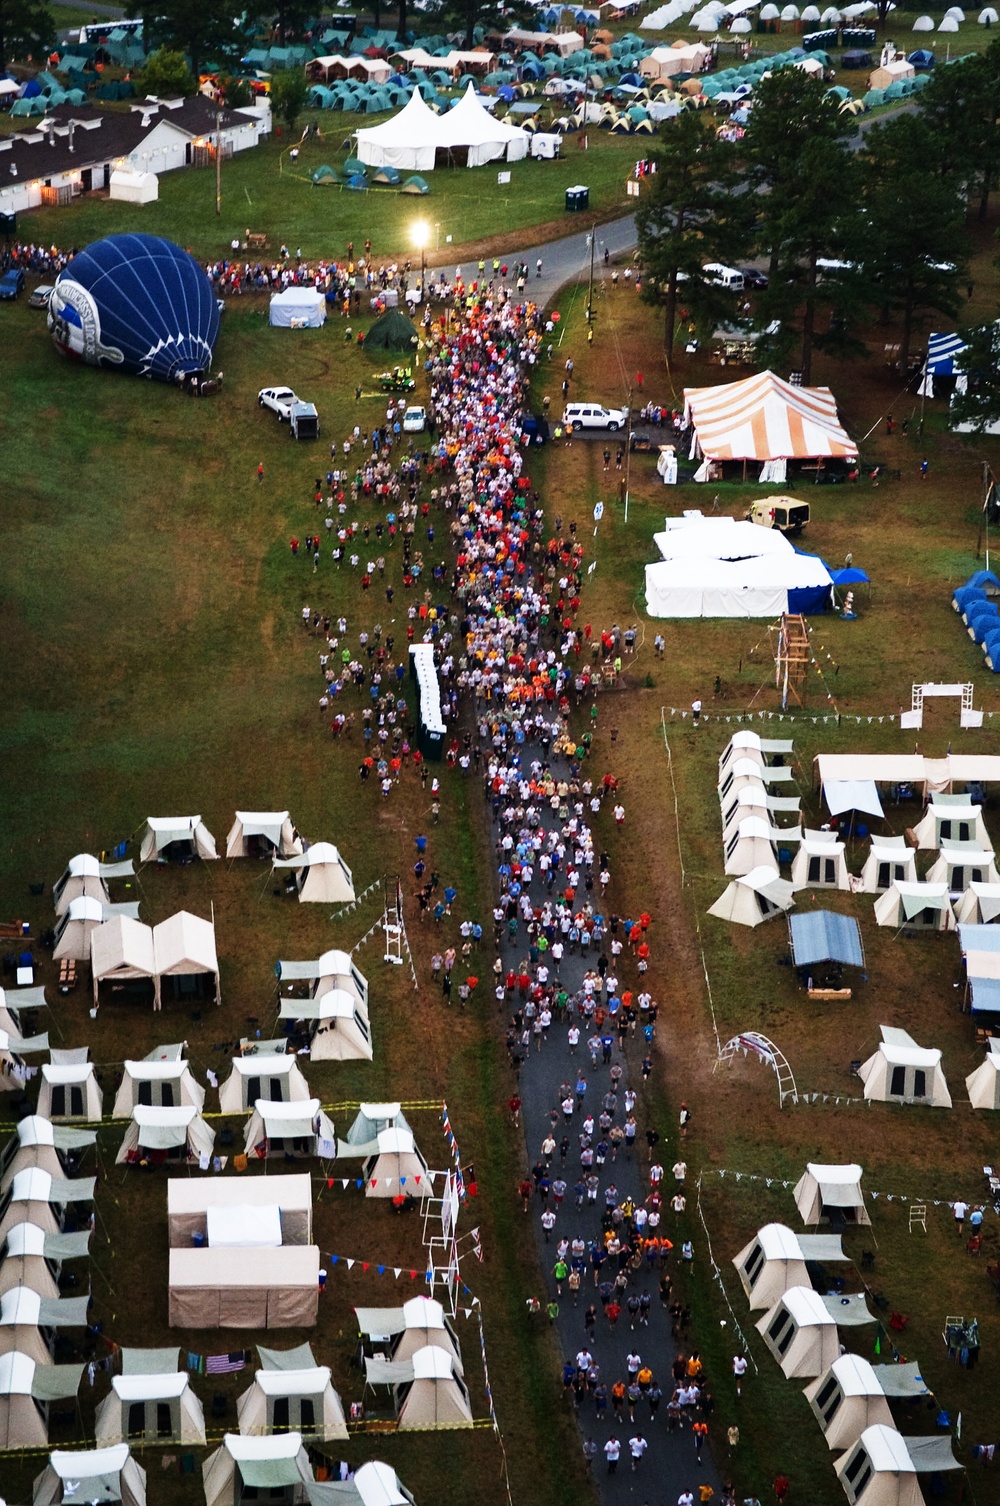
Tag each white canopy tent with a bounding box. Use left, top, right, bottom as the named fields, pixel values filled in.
left=791, top=832, right=851, bottom=891
left=95, top=1362, right=205, bottom=1446
left=273, top=843, right=355, bottom=904
left=342, top=1103, right=410, bottom=1155
left=684, top=369, right=857, bottom=465
left=356, top=82, right=526, bottom=170
left=151, top=911, right=220, bottom=1010
left=33, top=1444, right=147, bottom=1506
left=645, top=515, right=833, bottom=619
left=955, top=882, right=1000, bottom=923
left=139, top=817, right=217, bottom=863
left=859, top=1026, right=952, bottom=1108
left=115, top=1105, right=215, bottom=1166
left=52, top=855, right=134, bottom=916
left=816, top=752, right=1000, bottom=798
left=203, top=1431, right=314, bottom=1506
left=90, top=917, right=156, bottom=1004
left=910, top=799, right=989, bottom=850
left=112, top=1059, right=204, bottom=1116
left=966, top=1038, right=1000, bottom=1109
left=794, top=1163, right=870, bottom=1226
left=805, top=1356, right=929, bottom=1452
left=237, top=1359, right=347, bottom=1441
left=244, top=1099, right=335, bottom=1160
left=708, top=866, right=795, bottom=927
left=363, top=1128, right=430, bottom=1198
left=873, top=882, right=957, bottom=931
left=269, top=288, right=326, bottom=328
left=37, top=1061, right=102, bottom=1122
left=354, top=1295, right=463, bottom=1369
left=219, top=1054, right=311, bottom=1112
left=835, top=1426, right=961, bottom=1506
left=280, top=989, right=373, bottom=1062
left=168, top=1246, right=319, bottom=1328
left=859, top=837, right=917, bottom=894
left=0, top=1350, right=83, bottom=1449
left=732, top=1223, right=849, bottom=1309
left=926, top=840, right=999, bottom=890
left=226, top=812, right=302, bottom=860
left=756, top=1285, right=841, bottom=1377
left=53, top=897, right=142, bottom=963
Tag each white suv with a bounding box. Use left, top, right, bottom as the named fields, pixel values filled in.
left=563, top=402, right=628, bottom=432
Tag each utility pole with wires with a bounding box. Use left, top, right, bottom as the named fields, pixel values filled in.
left=215, top=109, right=222, bottom=216
left=586, top=222, right=596, bottom=324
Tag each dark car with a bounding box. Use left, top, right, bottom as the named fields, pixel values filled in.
left=740, top=267, right=769, bottom=290
left=0, top=268, right=25, bottom=300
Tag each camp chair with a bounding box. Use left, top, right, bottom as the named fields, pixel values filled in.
left=889, top=1311, right=909, bottom=1332
left=909, top=1204, right=927, bottom=1233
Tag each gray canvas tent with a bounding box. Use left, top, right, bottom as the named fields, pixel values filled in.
left=94, top=1349, right=205, bottom=1445
left=202, top=1431, right=314, bottom=1506
left=280, top=989, right=373, bottom=1062
left=732, top=1223, right=849, bottom=1310
left=115, top=1105, right=216, bottom=1166
left=0, top=1223, right=90, bottom=1302
left=52, top=855, right=134, bottom=917
left=33, top=1444, right=147, bottom=1506
left=139, top=816, right=218, bottom=864
left=218, top=1054, right=311, bottom=1112
left=237, top=1344, right=347, bottom=1440
left=805, top=1355, right=929, bottom=1452
left=835, top=1426, right=961, bottom=1506
left=794, top=1164, right=870, bottom=1227
left=0, top=1349, right=83, bottom=1449
left=273, top=843, right=355, bottom=904
left=53, top=898, right=142, bottom=962
left=788, top=911, right=865, bottom=973
left=226, top=812, right=302, bottom=860
left=362, top=1128, right=430, bottom=1198
left=364, top=309, right=419, bottom=352
left=112, top=1058, right=204, bottom=1116
left=756, top=1285, right=840, bottom=1378
left=244, top=1099, right=335, bottom=1161
left=305, top=1461, right=416, bottom=1506
left=858, top=1026, right=952, bottom=1108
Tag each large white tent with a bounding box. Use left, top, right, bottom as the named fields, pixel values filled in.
left=355, top=85, right=439, bottom=171
left=279, top=988, right=373, bottom=1062
left=269, top=288, right=326, bottom=328
left=95, top=1350, right=205, bottom=1446
left=115, top=1105, right=216, bottom=1166
left=684, top=369, right=857, bottom=465
left=645, top=514, right=833, bottom=619
left=53, top=898, right=142, bottom=963
left=859, top=837, right=917, bottom=894
left=732, top=1223, right=849, bottom=1309
left=910, top=798, right=989, bottom=850
left=707, top=866, right=795, bottom=927
left=835, top=1426, right=961, bottom=1506
left=756, top=1286, right=841, bottom=1378
left=805, top=1356, right=929, bottom=1452
left=167, top=1174, right=312, bottom=1247
left=791, top=832, right=850, bottom=891
left=226, top=812, right=302, bottom=860
left=794, top=1164, right=870, bottom=1226
left=0, top=1350, right=83, bottom=1449
left=432, top=83, right=528, bottom=166
left=151, top=911, right=220, bottom=1009
left=168, top=1245, right=319, bottom=1329
left=139, top=817, right=217, bottom=864
left=873, top=881, right=957, bottom=932
left=237, top=1348, right=347, bottom=1441
left=356, top=82, right=527, bottom=171
left=816, top=752, right=1000, bottom=799
left=112, top=1058, right=204, bottom=1116
left=244, top=1098, right=335, bottom=1160
left=90, top=917, right=156, bottom=1005
left=52, top=855, right=134, bottom=916
left=37, top=1060, right=102, bottom=1122
left=33, top=1444, right=147, bottom=1506
left=203, top=1431, right=314, bottom=1506
left=723, top=816, right=781, bottom=876
left=858, top=1026, right=952, bottom=1108
left=273, top=843, right=355, bottom=904
left=966, top=1038, right=1000, bottom=1109
left=218, top=1053, right=311, bottom=1112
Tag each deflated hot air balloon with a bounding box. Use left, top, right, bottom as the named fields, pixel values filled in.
left=48, top=232, right=220, bottom=383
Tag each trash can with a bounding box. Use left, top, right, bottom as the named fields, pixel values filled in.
left=565, top=185, right=589, bottom=213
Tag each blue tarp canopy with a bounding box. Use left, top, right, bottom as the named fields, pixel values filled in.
left=831, top=567, right=870, bottom=586
left=926, top=330, right=967, bottom=375
left=969, top=976, right=1000, bottom=1013
left=788, top=910, right=865, bottom=968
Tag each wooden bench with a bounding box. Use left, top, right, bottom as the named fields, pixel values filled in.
left=246, top=232, right=268, bottom=251
left=807, top=986, right=852, bottom=1001
left=58, top=959, right=78, bottom=993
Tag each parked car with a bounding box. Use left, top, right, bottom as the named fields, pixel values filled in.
left=702, top=262, right=745, bottom=292
left=402, top=405, right=426, bottom=432
left=28, top=284, right=54, bottom=309
left=740, top=267, right=769, bottom=290
left=258, top=386, right=300, bottom=421
left=747, top=498, right=810, bottom=534
left=0, top=268, right=25, bottom=300
left=563, top=402, right=628, bottom=432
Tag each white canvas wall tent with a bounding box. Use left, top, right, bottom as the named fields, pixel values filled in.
left=237, top=1349, right=347, bottom=1440
left=151, top=912, right=220, bottom=1010
left=115, top=1105, right=215, bottom=1166
left=273, top=843, right=355, bottom=904
left=732, top=1223, right=849, bottom=1309
left=873, top=882, right=956, bottom=932
left=342, top=1104, right=410, bottom=1156
left=275, top=949, right=368, bottom=1007
left=859, top=1026, right=952, bottom=1107
left=0, top=1222, right=90, bottom=1301
left=226, top=812, right=302, bottom=860
left=53, top=899, right=142, bottom=962
left=139, top=816, right=218, bottom=864
left=718, top=756, right=798, bottom=801
left=94, top=1350, right=205, bottom=1445
left=362, top=1128, right=430, bottom=1198
left=966, top=1037, right=1000, bottom=1108
left=218, top=1054, right=311, bottom=1112
left=0, top=1350, right=83, bottom=1449
left=721, top=785, right=802, bottom=839
left=804, top=1355, right=929, bottom=1452
left=33, top=1444, right=147, bottom=1506
left=756, top=1285, right=841, bottom=1378
left=718, top=731, right=795, bottom=779
left=90, top=917, right=156, bottom=1005
left=202, top=1431, right=314, bottom=1506
left=112, top=1059, right=204, bottom=1116
left=244, top=1099, right=335, bottom=1161
left=0, top=1167, right=96, bottom=1247
left=38, top=1060, right=102, bottom=1122
left=269, top=288, right=326, bottom=328
left=0, top=1286, right=91, bottom=1367
left=354, top=1295, right=463, bottom=1369
left=835, top=1425, right=961, bottom=1506
left=955, top=882, right=1000, bottom=923
left=927, top=841, right=1000, bottom=890
left=168, top=1246, right=320, bottom=1328
left=280, top=989, right=373, bottom=1062
left=794, top=1164, right=871, bottom=1227
left=791, top=832, right=851, bottom=891
left=52, top=855, right=134, bottom=917
left=167, top=1174, right=312, bottom=1247
left=365, top=1343, right=473, bottom=1428
left=859, top=837, right=917, bottom=894
left=1, top=1117, right=95, bottom=1193
left=722, top=816, right=791, bottom=877
left=707, top=867, right=795, bottom=927
left=909, top=798, right=989, bottom=850
left=305, top=1461, right=416, bottom=1506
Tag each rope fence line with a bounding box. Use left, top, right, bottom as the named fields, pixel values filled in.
left=694, top=1172, right=760, bottom=1372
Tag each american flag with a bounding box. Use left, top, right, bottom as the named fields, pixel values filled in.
left=206, top=1352, right=247, bottom=1375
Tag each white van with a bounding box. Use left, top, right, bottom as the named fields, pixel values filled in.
left=563, top=402, right=628, bottom=432
left=702, top=262, right=745, bottom=291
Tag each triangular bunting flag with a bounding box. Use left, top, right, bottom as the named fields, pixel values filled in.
left=330, top=1254, right=339, bottom=1264
left=341, top=1179, right=350, bottom=1190
left=362, top=1262, right=370, bottom=1273
left=377, top=1265, right=385, bottom=1275
left=346, top=1259, right=355, bottom=1270
left=394, top=1268, right=402, bottom=1279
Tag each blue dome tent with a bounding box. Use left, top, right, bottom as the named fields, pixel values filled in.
left=48, top=234, right=220, bottom=383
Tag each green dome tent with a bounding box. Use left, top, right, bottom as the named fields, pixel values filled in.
left=312, top=164, right=340, bottom=183
left=373, top=165, right=402, bottom=184
left=400, top=175, right=430, bottom=194
left=366, top=309, right=419, bottom=351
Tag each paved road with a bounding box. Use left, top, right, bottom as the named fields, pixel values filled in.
left=451, top=216, right=638, bottom=309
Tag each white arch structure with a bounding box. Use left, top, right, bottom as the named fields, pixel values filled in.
left=717, top=1031, right=799, bottom=1106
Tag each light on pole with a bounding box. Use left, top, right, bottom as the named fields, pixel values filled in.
left=412, top=219, right=430, bottom=303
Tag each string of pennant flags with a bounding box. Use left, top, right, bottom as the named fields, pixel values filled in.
left=706, top=1168, right=995, bottom=1211
left=442, top=1101, right=475, bottom=1203
left=667, top=707, right=913, bottom=724
left=323, top=1244, right=485, bottom=1298
left=329, top=876, right=382, bottom=924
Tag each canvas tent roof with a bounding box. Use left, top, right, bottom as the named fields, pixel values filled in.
left=273, top=842, right=355, bottom=903
left=0, top=1351, right=83, bottom=1448
left=139, top=816, right=217, bottom=863
left=858, top=1026, right=952, bottom=1107
left=34, top=1444, right=147, bottom=1506
left=218, top=1053, right=311, bottom=1112
left=794, top=1163, right=870, bottom=1226
left=645, top=516, right=832, bottom=619
left=53, top=853, right=134, bottom=913
left=756, top=1284, right=841, bottom=1377
left=112, top=1058, right=204, bottom=1116
left=873, top=881, right=956, bottom=931
left=733, top=1222, right=848, bottom=1309
left=244, top=1098, right=335, bottom=1158
left=37, top=1062, right=102, bottom=1122
left=363, top=1128, right=430, bottom=1197
left=816, top=752, right=1000, bottom=796
left=95, top=1368, right=205, bottom=1446
left=708, top=866, right=794, bottom=927
left=955, top=882, right=1000, bottom=924
left=859, top=836, right=917, bottom=894
left=927, top=840, right=999, bottom=887
left=90, top=916, right=155, bottom=995
left=788, top=911, right=864, bottom=968
left=53, top=897, right=142, bottom=962
left=226, top=812, right=301, bottom=859
left=115, top=1105, right=215, bottom=1165
left=151, top=911, right=219, bottom=999
left=684, top=369, right=857, bottom=462
left=236, top=1364, right=348, bottom=1440
left=823, top=780, right=885, bottom=819
left=836, top=1426, right=960, bottom=1506
left=804, top=1355, right=905, bottom=1450
left=203, top=1432, right=314, bottom=1506
left=167, top=1173, right=312, bottom=1248
left=791, top=834, right=850, bottom=891
left=911, top=801, right=989, bottom=850
left=966, top=1037, right=1000, bottom=1108
left=168, top=1246, right=319, bottom=1328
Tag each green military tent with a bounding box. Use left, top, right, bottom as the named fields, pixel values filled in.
left=365, top=310, right=419, bottom=352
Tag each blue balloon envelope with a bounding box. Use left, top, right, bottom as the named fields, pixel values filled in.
left=48, top=232, right=220, bottom=382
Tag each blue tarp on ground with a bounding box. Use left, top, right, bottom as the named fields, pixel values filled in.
left=788, top=910, right=865, bottom=968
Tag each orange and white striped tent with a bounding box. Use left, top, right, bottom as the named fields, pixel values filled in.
left=683, top=370, right=857, bottom=462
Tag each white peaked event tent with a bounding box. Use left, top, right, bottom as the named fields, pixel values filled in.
left=0, top=1350, right=83, bottom=1449
left=115, top=1105, right=216, bottom=1165
left=859, top=1026, right=952, bottom=1108
left=805, top=1355, right=929, bottom=1452
left=732, top=1223, right=849, bottom=1310
left=53, top=897, right=142, bottom=963
left=237, top=1347, right=347, bottom=1440
left=835, top=1426, right=961, bottom=1506
left=967, top=1038, right=1000, bottom=1109
left=0, top=1222, right=90, bottom=1301
left=244, top=1099, right=335, bottom=1160
left=708, top=866, right=795, bottom=927
left=873, top=881, right=957, bottom=932
left=684, top=369, right=857, bottom=465
left=269, top=287, right=326, bottom=328
left=274, top=843, right=355, bottom=904
left=356, top=82, right=527, bottom=171
left=363, top=1128, right=430, bottom=1197
left=791, top=832, right=850, bottom=891
left=432, top=82, right=528, bottom=165
left=226, top=812, right=302, bottom=860
left=794, top=1164, right=870, bottom=1226
left=95, top=1350, right=206, bottom=1445
left=139, top=817, right=218, bottom=863
left=859, top=837, right=917, bottom=895
left=910, top=798, right=989, bottom=850
left=218, top=1054, right=311, bottom=1112
left=151, top=912, right=220, bottom=1010
left=356, top=85, right=438, bottom=171
left=355, top=1295, right=463, bottom=1369
left=645, top=514, right=833, bottom=619
left=955, top=882, right=1000, bottom=924
left=305, top=1460, right=416, bottom=1506
left=38, top=1060, right=102, bottom=1122
left=279, top=988, right=373, bottom=1062
left=202, top=1431, right=314, bottom=1506
left=113, top=1058, right=204, bottom=1116
left=757, top=1286, right=840, bottom=1378
left=33, top=1444, right=147, bottom=1506
left=927, top=840, right=1000, bottom=890
left=90, top=917, right=156, bottom=1003
left=52, top=854, right=134, bottom=916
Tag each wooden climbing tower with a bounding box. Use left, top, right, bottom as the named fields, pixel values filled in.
left=775, top=613, right=810, bottom=710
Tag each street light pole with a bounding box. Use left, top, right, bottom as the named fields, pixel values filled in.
left=215, top=109, right=222, bottom=216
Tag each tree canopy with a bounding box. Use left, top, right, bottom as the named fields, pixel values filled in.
left=0, top=0, right=55, bottom=66
left=140, top=47, right=198, bottom=98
